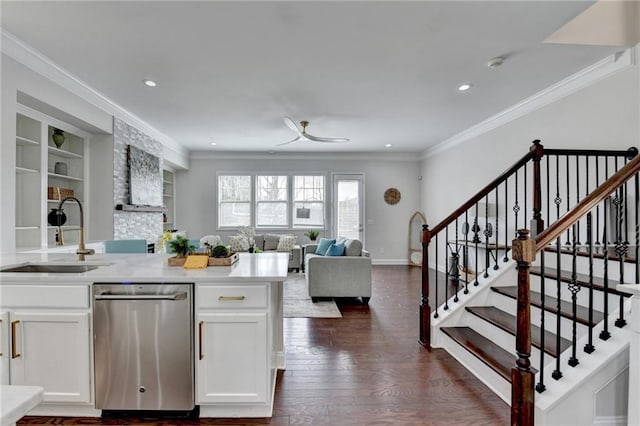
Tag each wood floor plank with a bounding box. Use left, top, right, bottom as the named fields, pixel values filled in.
left=20, top=266, right=509, bottom=425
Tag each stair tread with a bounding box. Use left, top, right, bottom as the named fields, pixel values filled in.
left=530, top=266, right=630, bottom=296
left=544, top=245, right=637, bottom=264
left=466, top=306, right=571, bottom=357
left=441, top=326, right=537, bottom=382
left=491, top=286, right=604, bottom=327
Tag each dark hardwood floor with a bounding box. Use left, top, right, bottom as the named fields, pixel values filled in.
left=19, top=266, right=509, bottom=425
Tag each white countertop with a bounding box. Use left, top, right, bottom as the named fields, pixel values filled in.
left=0, top=385, right=44, bottom=425
left=0, top=252, right=289, bottom=283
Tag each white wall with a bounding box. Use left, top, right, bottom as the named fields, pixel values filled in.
left=420, top=51, right=640, bottom=229
left=175, top=153, right=421, bottom=264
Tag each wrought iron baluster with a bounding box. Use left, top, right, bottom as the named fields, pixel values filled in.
left=565, top=155, right=571, bottom=245
left=494, top=187, right=500, bottom=271
left=536, top=252, right=547, bottom=393
left=596, top=157, right=601, bottom=245
left=484, top=195, right=490, bottom=278
left=568, top=224, right=580, bottom=367
left=584, top=212, right=595, bottom=354
left=600, top=198, right=611, bottom=341
left=575, top=156, right=581, bottom=244
left=552, top=235, right=563, bottom=380
left=444, top=227, right=450, bottom=311
left=464, top=210, right=470, bottom=295
left=453, top=220, right=460, bottom=303
left=514, top=170, right=520, bottom=237
left=434, top=233, right=440, bottom=319
left=554, top=156, right=562, bottom=244
left=524, top=163, right=528, bottom=230
left=635, top=173, right=639, bottom=285
left=546, top=155, right=550, bottom=232
left=504, top=178, right=509, bottom=262
left=474, top=203, right=479, bottom=286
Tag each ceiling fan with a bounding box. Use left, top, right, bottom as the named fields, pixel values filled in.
left=278, top=117, right=349, bottom=146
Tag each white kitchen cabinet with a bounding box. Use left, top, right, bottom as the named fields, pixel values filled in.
left=197, top=312, right=268, bottom=404
left=1, top=283, right=93, bottom=407
left=0, top=311, right=9, bottom=385
left=8, top=311, right=92, bottom=403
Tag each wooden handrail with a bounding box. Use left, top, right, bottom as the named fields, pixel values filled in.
left=544, top=147, right=637, bottom=159
left=430, top=141, right=541, bottom=236
left=535, top=151, right=640, bottom=251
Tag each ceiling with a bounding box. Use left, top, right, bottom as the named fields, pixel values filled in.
left=0, top=1, right=627, bottom=154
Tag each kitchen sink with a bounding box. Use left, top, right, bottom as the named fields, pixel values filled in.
left=1, top=264, right=100, bottom=273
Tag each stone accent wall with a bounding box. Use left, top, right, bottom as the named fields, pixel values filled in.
left=113, top=118, right=163, bottom=244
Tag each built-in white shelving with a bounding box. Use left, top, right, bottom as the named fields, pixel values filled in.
left=163, top=170, right=175, bottom=230
left=14, top=106, right=90, bottom=251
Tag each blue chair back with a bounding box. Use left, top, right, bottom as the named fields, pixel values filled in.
left=104, top=239, right=148, bottom=254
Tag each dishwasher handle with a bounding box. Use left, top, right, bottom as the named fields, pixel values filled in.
left=95, top=292, right=188, bottom=301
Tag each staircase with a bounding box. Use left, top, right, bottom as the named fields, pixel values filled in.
left=420, top=142, right=640, bottom=425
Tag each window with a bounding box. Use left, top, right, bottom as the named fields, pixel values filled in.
left=256, top=175, right=288, bottom=227
left=293, top=175, right=325, bottom=228
left=218, top=175, right=251, bottom=227
left=217, top=173, right=325, bottom=229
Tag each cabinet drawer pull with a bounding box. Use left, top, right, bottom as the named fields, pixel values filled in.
left=11, top=320, right=20, bottom=359
left=0, top=319, right=2, bottom=357
left=198, top=321, right=204, bottom=360
left=218, top=296, right=245, bottom=302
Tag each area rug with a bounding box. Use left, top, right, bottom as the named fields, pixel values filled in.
left=283, top=274, right=342, bottom=318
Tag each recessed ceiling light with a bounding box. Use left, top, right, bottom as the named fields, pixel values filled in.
left=142, top=79, right=157, bottom=87
left=210, top=142, right=217, bottom=146
left=385, top=144, right=392, bottom=148
left=457, top=83, right=472, bottom=92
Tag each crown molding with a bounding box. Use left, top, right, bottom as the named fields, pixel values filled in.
left=421, top=48, right=635, bottom=160
left=1, top=29, right=189, bottom=164
left=190, top=150, right=420, bottom=162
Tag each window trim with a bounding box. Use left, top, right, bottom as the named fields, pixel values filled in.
left=216, top=172, right=326, bottom=230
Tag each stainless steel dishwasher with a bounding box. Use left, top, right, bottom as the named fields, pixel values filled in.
left=93, top=283, right=194, bottom=411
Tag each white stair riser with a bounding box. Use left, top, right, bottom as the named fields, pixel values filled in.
left=529, top=276, right=625, bottom=314
left=440, top=332, right=513, bottom=404
left=489, top=290, right=591, bottom=341
left=539, top=250, right=636, bottom=284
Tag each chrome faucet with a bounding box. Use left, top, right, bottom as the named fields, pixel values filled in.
left=48, top=196, right=95, bottom=261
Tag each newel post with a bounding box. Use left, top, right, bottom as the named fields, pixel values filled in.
left=511, top=229, right=536, bottom=426
left=419, top=224, right=432, bottom=349
left=530, top=140, right=544, bottom=236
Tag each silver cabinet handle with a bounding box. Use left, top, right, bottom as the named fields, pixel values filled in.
left=218, top=296, right=245, bottom=302
left=95, top=292, right=187, bottom=301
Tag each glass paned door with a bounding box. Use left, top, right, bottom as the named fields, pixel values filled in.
left=333, top=174, right=364, bottom=243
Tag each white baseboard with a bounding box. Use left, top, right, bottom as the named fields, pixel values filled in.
left=371, top=258, right=408, bottom=266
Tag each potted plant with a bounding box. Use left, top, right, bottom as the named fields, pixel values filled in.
left=211, top=244, right=230, bottom=258
left=305, top=230, right=320, bottom=241
left=167, top=235, right=196, bottom=258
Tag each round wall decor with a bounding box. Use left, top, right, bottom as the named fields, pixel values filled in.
left=384, top=187, right=401, bottom=205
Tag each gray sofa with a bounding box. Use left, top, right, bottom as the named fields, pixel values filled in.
left=304, top=238, right=372, bottom=304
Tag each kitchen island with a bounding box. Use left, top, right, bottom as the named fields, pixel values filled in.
left=0, top=252, right=289, bottom=418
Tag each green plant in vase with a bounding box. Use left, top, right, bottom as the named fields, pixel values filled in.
left=167, top=235, right=196, bottom=258
left=304, top=230, right=320, bottom=241
left=211, top=244, right=230, bottom=258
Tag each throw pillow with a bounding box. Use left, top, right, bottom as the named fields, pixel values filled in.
left=264, top=234, right=280, bottom=251
left=315, top=238, right=335, bottom=255
left=325, top=243, right=345, bottom=256
left=277, top=235, right=297, bottom=252
left=228, top=235, right=248, bottom=252
left=344, top=239, right=363, bottom=256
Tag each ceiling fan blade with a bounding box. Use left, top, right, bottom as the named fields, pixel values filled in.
left=276, top=136, right=302, bottom=146
left=283, top=116, right=302, bottom=134
left=304, top=133, right=349, bottom=143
